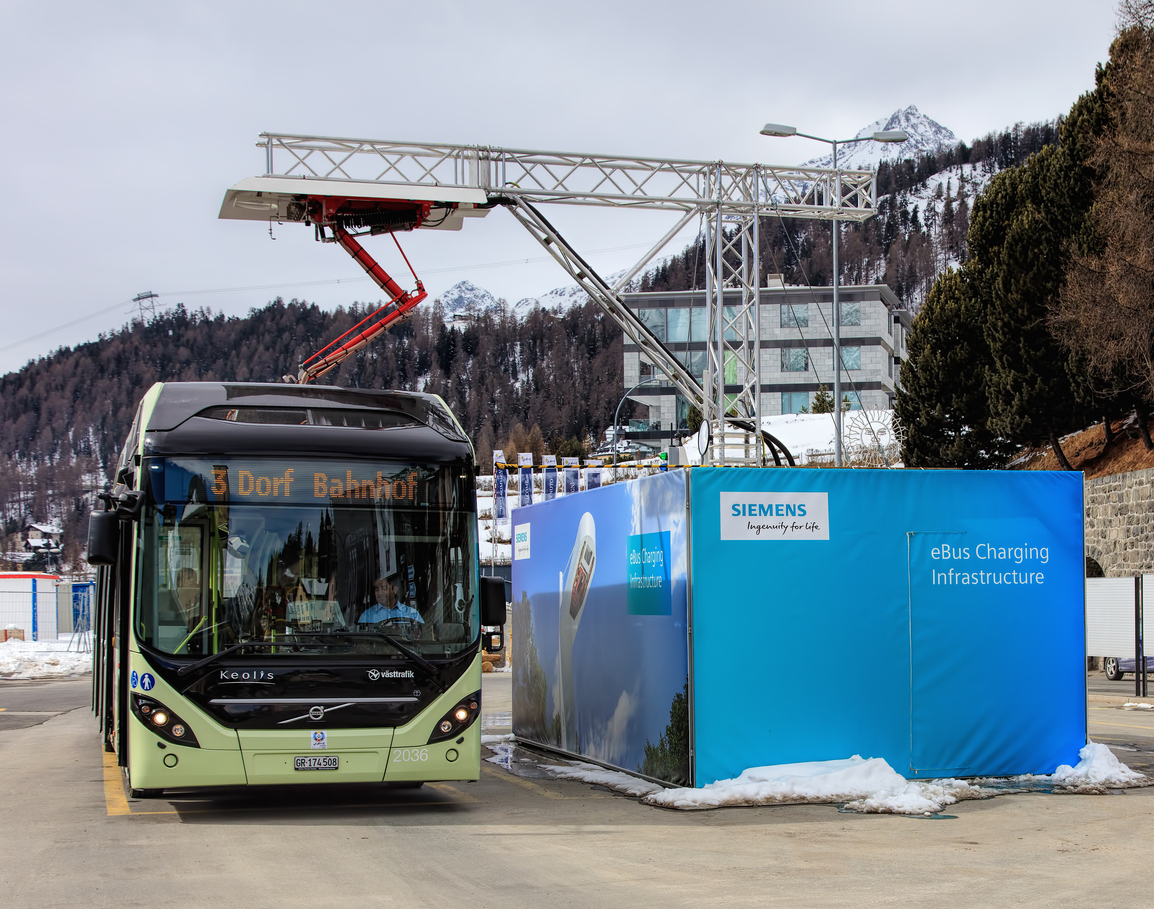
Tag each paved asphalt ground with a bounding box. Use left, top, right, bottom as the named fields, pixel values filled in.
left=2, top=671, right=1152, bottom=908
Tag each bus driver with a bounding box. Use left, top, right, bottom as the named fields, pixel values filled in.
left=359, top=575, right=424, bottom=629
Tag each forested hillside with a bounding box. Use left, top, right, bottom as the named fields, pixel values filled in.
left=897, top=14, right=1154, bottom=472
left=0, top=297, right=624, bottom=566
left=642, top=121, right=1060, bottom=311
left=0, top=107, right=1096, bottom=568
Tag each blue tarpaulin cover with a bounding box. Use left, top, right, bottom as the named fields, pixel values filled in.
left=689, top=468, right=1086, bottom=785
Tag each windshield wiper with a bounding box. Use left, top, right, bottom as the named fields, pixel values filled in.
left=177, top=640, right=281, bottom=676
left=326, top=631, right=445, bottom=693
left=175, top=635, right=351, bottom=676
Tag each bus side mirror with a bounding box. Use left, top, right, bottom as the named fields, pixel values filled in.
left=115, top=490, right=144, bottom=521
left=479, top=576, right=507, bottom=627
left=87, top=512, right=120, bottom=566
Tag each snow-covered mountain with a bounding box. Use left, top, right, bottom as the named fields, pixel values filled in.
left=438, top=269, right=642, bottom=322
left=514, top=283, right=585, bottom=317
left=800, top=105, right=957, bottom=172
left=436, top=106, right=1021, bottom=317
left=437, top=280, right=502, bottom=318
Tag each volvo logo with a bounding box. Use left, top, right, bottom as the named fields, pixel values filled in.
left=308, top=706, right=325, bottom=720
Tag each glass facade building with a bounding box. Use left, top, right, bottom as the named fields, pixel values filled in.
left=623, top=282, right=911, bottom=430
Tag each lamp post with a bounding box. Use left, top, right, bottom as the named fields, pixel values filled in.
left=759, top=123, right=908, bottom=466
left=613, top=375, right=666, bottom=476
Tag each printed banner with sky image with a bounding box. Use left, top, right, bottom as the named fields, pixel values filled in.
left=511, top=470, right=689, bottom=785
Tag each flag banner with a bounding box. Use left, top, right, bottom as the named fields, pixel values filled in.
left=518, top=452, right=534, bottom=507
left=585, top=459, right=603, bottom=490
left=493, top=452, right=509, bottom=525
left=562, top=457, right=580, bottom=495
left=543, top=455, right=558, bottom=501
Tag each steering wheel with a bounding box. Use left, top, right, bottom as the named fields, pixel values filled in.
left=372, top=618, right=421, bottom=640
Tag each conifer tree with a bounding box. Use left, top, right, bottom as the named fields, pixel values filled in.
left=810, top=385, right=834, bottom=414
left=895, top=269, right=1011, bottom=467
left=968, top=149, right=1092, bottom=469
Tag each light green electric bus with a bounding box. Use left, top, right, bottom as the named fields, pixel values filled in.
left=89, top=382, right=505, bottom=797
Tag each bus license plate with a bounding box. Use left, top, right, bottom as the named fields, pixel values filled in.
left=294, top=755, right=339, bottom=771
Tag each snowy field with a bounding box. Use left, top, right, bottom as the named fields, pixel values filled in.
left=482, top=739, right=1147, bottom=815
left=0, top=637, right=92, bottom=679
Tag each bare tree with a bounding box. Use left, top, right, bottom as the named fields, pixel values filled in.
left=1055, top=26, right=1154, bottom=407
left=1119, top=0, right=1154, bottom=31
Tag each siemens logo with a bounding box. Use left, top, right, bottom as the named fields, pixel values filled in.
left=514, top=522, right=531, bottom=560
left=720, top=492, right=829, bottom=541
left=731, top=502, right=807, bottom=518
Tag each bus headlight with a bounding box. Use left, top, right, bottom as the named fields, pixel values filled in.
left=427, top=690, right=481, bottom=744
left=133, top=695, right=200, bottom=748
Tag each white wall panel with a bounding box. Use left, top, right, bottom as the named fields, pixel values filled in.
left=1086, top=577, right=1137, bottom=657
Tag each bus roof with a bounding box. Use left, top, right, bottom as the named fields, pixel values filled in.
left=140, top=382, right=473, bottom=463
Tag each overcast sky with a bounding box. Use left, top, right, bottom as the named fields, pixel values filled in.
left=0, top=0, right=1121, bottom=376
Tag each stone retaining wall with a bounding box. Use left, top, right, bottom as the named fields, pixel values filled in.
left=1084, top=467, right=1154, bottom=576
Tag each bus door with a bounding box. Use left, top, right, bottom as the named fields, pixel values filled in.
left=113, top=514, right=134, bottom=765
left=93, top=564, right=115, bottom=750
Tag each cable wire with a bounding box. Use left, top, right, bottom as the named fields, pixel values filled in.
left=763, top=195, right=893, bottom=466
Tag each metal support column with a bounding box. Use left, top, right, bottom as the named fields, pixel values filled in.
left=832, top=140, right=843, bottom=468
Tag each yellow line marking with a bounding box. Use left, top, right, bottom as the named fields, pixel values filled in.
left=101, top=750, right=177, bottom=816
left=0, top=707, right=6, bottom=711
left=427, top=782, right=479, bottom=803
left=102, top=751, right=132, bottom=816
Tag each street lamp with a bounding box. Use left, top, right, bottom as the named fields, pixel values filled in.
left=759, top=123, right=908, bottom=467
left=613, top=375, right=666, bottom=475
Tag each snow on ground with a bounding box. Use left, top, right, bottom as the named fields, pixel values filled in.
left=1042, top=742, right=1147, bottom=792
left=762, top=413, right=839, bottom=462
left=644, top=756, right=985, bottom=814
left=0, top=636, right=93, bottom=679
left=492, top=744, right=1149, bottom=815
left=541, top=760, right=666, bottom=799
left=475, top=493, right=512, bottom=564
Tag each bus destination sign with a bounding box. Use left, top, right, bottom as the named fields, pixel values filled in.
left=154, top=457, right=429, bottom=507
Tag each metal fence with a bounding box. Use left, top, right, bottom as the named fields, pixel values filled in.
left=0, top=581, right=94, bottom=643
left=0, top=589, right=55, bottom=641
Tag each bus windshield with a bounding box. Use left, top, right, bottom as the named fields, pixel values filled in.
left=135, top=456, right=478, bottom=659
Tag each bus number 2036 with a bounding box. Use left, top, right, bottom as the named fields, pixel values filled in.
left=392, top=748, right=429, bottom=763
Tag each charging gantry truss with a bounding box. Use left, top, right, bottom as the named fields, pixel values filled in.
left=221, top=133, right=880, bottom=465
